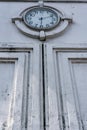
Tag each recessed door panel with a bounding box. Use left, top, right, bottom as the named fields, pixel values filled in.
left=0, top=61, right=15, bottom=129
left=0, top=53, right=25, bottom=130
left=71, top=59, right=87, bottom=130
left=58, top=53, right=87, bottom=130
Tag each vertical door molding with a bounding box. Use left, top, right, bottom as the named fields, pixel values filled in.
left=45, top=43, right=87, bottom=130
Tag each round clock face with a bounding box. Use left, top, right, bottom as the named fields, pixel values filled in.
left=23, top=7, right=60, bottom=30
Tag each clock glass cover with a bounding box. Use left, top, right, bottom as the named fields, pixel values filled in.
left=23, top=7, right=60, bottom=30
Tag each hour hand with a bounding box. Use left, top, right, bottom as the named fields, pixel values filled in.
left=39, top=17, right=43, bottom=21
left=39, top=17, right=43, bottom=25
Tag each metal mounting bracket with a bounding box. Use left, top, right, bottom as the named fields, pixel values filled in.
left=12, top=16, right=22, bottom=23
left=38, top=0, right=44, bottom=7
left=39, top=31, right=46, bottom=41
left=61, top=16, right=73, bottom=23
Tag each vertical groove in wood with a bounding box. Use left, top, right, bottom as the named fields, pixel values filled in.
left=39, top=44, right=44, bottom=130
left=42, top=44, right=46, bottom=130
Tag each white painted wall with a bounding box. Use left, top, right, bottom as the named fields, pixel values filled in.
left=0, top=2, right=87, bottom=44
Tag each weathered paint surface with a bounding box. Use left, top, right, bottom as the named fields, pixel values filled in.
left=45, top=43, right=87, bottom=130
left=0, top=62, right=15, bottom=129
left=0, top=1, right=87, bottom=130
left=0, top=44, right=42, bottom=130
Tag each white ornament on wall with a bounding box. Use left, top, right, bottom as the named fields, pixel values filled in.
left=12, top=0, right=72, bottom=41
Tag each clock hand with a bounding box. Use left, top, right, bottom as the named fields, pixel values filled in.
left=39, top=17, right=43, bottom=26
left=39, top=17, right=43, bottom=21
left=39, top=16, right=50, bottom=20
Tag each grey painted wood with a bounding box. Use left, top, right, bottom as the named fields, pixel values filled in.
left=0, top=1, right=87, bottom=130
left=45, top=43, right=87, bottom=130
left=0, top=53, right=25, bottom=130
left=0, top=59, right=15, bottom=130
left=0, top=43, right=43, bottom=130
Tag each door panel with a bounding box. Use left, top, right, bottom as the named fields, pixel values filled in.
left=0, top=43, right=42, bottom=130
left=58, top=52, right=87, bottom=130
left=45, top=43, right=87, bottom=130
left=0, top=58, right=15, bottom=129
left=0, top=53, right=25, bottom=130
left=71, top=60, right=87, bottom=128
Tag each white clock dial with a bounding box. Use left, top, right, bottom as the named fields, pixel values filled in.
left=23, top=7, right=60, bottom=30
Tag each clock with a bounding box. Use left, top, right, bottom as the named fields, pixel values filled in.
left=12, top=3, right=72, bottom=40
left=23, top=7, right=60, bottom=30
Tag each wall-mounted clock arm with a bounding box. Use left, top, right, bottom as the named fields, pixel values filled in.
left=61, top=16, right=73, bottom=23
left=38, top=0, right=44, bottom=7
left=12, top=16, right=22, bottom=23
left=39, top=31, right=46, bottom=41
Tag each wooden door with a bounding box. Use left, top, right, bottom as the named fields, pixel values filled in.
left=1, top=42, right=87, bottom=130
left=45, top=43, right=87, bottom=130
left=0, top=43, right=43, bottom=130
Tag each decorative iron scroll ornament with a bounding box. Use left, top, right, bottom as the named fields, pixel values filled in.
left=12, top=0, right=72, bottom=41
